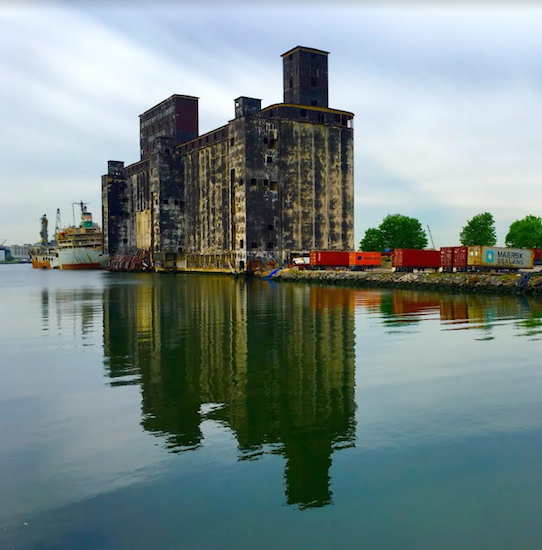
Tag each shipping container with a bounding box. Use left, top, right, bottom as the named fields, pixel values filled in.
left=467, top=246, right=534, bottom=269
left=309, top=251, right=351, bottom=267
left=441, top=246, right=468, bottom=271
left=533, top=248, right=542, bottom=265
left=453, top=246, right=468, bottom=270
left=440, top=247, right=454, bottom=271
left=348, top=251, right=381, bottom=268
left=393, top=249, right=441, bottom=271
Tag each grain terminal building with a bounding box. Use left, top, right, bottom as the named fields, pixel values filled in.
left=102, top=46, right=354, bottom=272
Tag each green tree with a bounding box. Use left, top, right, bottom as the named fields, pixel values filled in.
left=505, top=215, right=542, bottom=248
left=359, top=227, right=384, bottom=252
left=459, top=212, right=497, bottom=246
left=359, top=214, right=428, bottom=251
left=380, top=214, right=428, bottom=249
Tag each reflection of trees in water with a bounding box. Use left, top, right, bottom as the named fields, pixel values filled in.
left=102, top=278, right=356, bottom=509
left=514, top=297, right=542, bottom=339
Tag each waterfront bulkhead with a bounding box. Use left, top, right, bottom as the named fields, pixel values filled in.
left=102, top=46, right=354, bottom=273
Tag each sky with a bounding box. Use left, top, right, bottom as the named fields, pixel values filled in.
left=1, top=2, right=541, bottom=247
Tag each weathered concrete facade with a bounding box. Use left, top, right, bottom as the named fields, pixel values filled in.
left=102, top=46, right=354, bottom=273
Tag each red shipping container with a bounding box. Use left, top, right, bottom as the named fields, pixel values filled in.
left=348, top=251, right=382, bottom=267
left=440, top=247, right=454, bottom=270
left=309, top=251, right=351, bottom=267
left=453, top=246, right=468, bottom=269
left=393, top=249, right=441, bottom=270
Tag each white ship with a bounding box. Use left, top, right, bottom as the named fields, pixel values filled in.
left=31, top=203, right=109, bottom=270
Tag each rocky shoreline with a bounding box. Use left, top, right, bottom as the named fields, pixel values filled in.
left=258, top=269, right=542, bottom=295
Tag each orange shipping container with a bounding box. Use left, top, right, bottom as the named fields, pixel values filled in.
left=348, top=252, right=382, bottom=267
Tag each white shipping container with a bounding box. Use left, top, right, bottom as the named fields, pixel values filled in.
left=468, top=246, right=534, bottom=269
left=0, top=250, right=5, bottom=262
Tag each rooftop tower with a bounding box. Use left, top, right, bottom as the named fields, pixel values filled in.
left=281, top=46, right=329, bottom=108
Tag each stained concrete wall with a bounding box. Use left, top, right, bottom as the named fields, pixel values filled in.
left=178, top=127, right=237, bottom=270
left=103, top=103, right=353, bottom=272
left=278, top=119, right=354, bottom=255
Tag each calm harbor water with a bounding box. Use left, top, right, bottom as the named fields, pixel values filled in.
left=1, top=264, right=542, bottom=549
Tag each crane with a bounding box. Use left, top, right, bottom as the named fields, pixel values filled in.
left=427, top=225, right=436, bottom=250
left=40, top=214, right=49, bottom=246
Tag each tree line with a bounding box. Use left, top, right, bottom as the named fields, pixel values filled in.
left=359, top=213, right=542, bottom=251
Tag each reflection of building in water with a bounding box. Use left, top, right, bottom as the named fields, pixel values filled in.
left=100, top=281, right=542, bottom=508
left=239, top=284, right=355, bottom=508
left=39, top=287, right=101, bottom=337
left=103, top=276, right=248, bottom=450
left=102, top=278, right=355, bottom=509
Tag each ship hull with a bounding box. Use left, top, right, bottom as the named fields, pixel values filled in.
left=32, top=257, right=54, bottom=269
left=31, top=252, right=59, bottom=269
left=57, top=248, right=109, bottom=269
left=31, top=249, right=108, bottom=270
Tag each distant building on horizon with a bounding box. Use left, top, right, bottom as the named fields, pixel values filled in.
left=102, top=46, right=354, bottom=273
left=9, top=244, right=32, bottom=259
left=0, top=246, right=12, bottom=262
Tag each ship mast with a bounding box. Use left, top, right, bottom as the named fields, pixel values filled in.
left=72, top=201, right=89, bottom=225
left=54, top=209, right=61, bottom=240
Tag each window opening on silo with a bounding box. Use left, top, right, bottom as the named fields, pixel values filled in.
left=263, top=137, right=269, bottom=144
left=250, top=178, right=257, bottom=186
left=300, top=109, right=307, bottom=118
left=263, top=179, right=269, bottom=186
left=269, top=138, right=277, bottom=149
left=240, top=239, right=244, bottom=248
left=270, top=181, right=278, bottom=191
left=230, top=137, right=235, bottom=146
left=267, top=224, right=274, bottom=231
left=251, top=242, right=258, bottom=249
left=311, top=99, right=318, bottom=106
left=163, top=199, right=169, bottom=205
left=267, top=243, right=274, bottom=250
left=266, top=156, right=273, bottom=164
